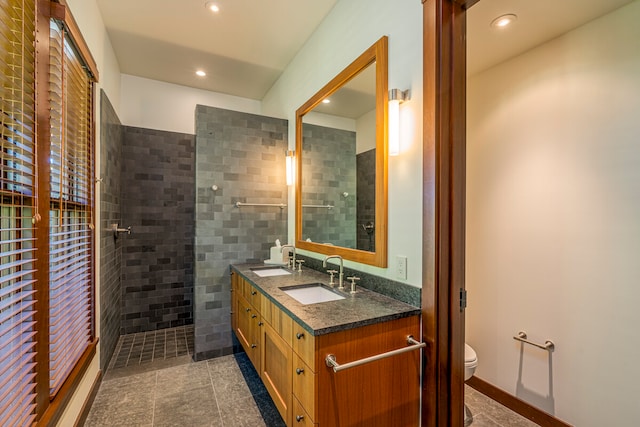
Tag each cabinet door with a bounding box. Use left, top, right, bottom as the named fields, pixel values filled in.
left=261, top=321, right=293, bottom=426
left=235, top=296, right=251, bottom=347
left=316, top=315, right=421, bottom=426
left=231, top=272, right=239, bottom=332
left=236, top=296, right=261, bottom=371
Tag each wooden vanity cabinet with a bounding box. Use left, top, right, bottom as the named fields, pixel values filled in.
left=231, top=272, right=420, bottom=426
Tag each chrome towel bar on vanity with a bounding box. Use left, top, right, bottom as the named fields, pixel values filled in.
left=513, top=331, right=555, bottom=351
left=325, top=335, right=426, bottom=373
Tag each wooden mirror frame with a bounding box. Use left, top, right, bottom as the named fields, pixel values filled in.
left=295, top=36, right=388, bottom=267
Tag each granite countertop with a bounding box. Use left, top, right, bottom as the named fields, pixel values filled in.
left=231, top=263, right=421, bottom=336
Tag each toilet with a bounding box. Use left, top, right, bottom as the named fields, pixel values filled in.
left=464, top=343, right=478, bottom=426
left=464, top=343, right=478, bottom=381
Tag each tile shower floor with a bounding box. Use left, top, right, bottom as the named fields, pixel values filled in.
left=86, top=327, right=537, bottom=426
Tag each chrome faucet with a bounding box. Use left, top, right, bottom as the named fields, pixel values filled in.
left=280, top=245, right=296, bottom=269
left=323, top=255, right=344, bottom=290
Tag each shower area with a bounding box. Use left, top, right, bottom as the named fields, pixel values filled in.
left=98, top=93, right=289, bottom=371
left=99, top=91, right=196, bottom=371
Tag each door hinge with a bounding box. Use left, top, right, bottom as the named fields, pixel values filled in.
left=460, top=289, right=467, bottom=310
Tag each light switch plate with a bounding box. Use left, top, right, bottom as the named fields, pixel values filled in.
left=396, top=255, right=407, bottom=280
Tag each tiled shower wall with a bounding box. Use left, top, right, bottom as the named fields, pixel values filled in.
left=300, top=123, right=356, bottom=247
left=194, top=105, right=288, bottom=360
left=120, top=127, right=195, bottom=334
left=356, top=149, right=376, bottom=252
left=99, top=91, right=123, bottom=370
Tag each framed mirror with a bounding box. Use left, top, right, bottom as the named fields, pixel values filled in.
left=295, top=36, right=388, bottom=267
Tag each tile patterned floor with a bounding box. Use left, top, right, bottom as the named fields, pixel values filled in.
left=87, top=327, right=538, bottom=426
left=465, top=385, right=538, bottom=427
left=109, top=325, right=194, bottom=370
left=86, top=352, right=283, bottom=426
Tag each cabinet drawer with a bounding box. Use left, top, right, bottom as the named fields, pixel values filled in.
left=292, top=324, right=315, bottom=371
left=243, top=279, right=262, bottom=308
left=292, top=396, right=317, bottom=427
left=261, top=298, right=293, bottom=346
left=292, top=354, right=316, bottom=421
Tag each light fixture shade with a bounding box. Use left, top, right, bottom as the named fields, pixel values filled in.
left=286, top=150, right=295, bottom=186
left=388, top=89, right=409, bottom=156
left=388, top=99, right=400, bottom=156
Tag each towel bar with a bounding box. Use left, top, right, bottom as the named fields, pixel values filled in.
left=325, top=335, right=425, bottom=373
left=513, top=331, right=555, bottom=352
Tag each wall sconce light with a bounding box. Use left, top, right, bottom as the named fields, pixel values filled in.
left=388, top=88, right=410, bottom=156
left=286, top=150, right=295, bottom=186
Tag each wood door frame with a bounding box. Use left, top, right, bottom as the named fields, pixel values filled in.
left=422, top=0, right=474, bottom=425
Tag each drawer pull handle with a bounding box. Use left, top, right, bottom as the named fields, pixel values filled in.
left=251, top=290, right=257, bottom=295
left=246, top=308, right=251, bottom=312
left=296, top=332, right=304, bottom=340
left=325, top=335, right=426, bottom=373
left=251, top=314, right=257, bottom=319
left=296, top=415, right=304, bottom=422
left=251, top=344, right=257, bottom=348
left=258, top=322, right=264, bottom=326
left=296, top=368, right=304, bottom=375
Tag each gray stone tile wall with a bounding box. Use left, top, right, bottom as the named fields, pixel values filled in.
left=194, top=105, right=288, bottom=360
left=99, top=90, right=123, bottom=371
left=120, top=126, right=195, bottom=334
left=300, top=124, right=356, bottom=248
left=356, top=149, right=376, bottom=251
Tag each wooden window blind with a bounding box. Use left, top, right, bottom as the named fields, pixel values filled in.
left=47, top=19, right=94, bottom=397
left=0, top=0, right=38, bottom=425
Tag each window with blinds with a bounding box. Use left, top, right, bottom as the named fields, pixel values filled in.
left=48, top=19, right=94, bottom=396
left=0, top=0, right=38, bottom=425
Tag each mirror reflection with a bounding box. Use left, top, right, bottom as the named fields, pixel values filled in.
left=300, top=63, right=376, bottom=251
left=295, top=36, right=388, bottom=267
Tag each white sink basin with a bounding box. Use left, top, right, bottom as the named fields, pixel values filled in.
left=251, top=266, right=292, bottom=277
left=280, top=283, right=345, bottom=305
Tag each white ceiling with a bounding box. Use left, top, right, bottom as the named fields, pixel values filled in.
left=96, top=0, right=634, bottom=101
left=467, top=0, right=634, bottom=76
left=96, top=0, right=338, bottom=100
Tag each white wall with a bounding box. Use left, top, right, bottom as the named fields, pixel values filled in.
left=356, top=109, right=376, bottom=153
left=466, top=3, right=640, bottom=425
left=119, top=74, right=263, bottom=134
left=56, top=0, right=121, bottom=425
left=262, top=0, right=423, bottom=285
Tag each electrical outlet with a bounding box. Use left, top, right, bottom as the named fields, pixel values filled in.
left=396, top=255, right=407, bottom=280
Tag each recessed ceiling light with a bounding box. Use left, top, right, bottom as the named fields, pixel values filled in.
left=490, top=14, right=517, bottom=29
left=205, top=2, right=220, bottom=13
left=196, top=70, right=206, bottom=77
left=322, top=99, right=330, bottom=104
